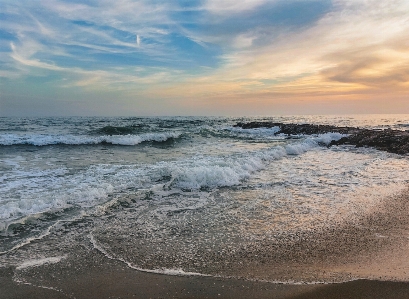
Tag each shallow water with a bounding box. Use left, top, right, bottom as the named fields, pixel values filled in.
left=1, top=115, right=409, bottom=282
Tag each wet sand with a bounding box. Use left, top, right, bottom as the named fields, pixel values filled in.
left=233, top=186, right=409, bottom=283
left=2, top=264, right=409, bottom=299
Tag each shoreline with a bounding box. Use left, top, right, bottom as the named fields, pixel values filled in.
left=2, top=265, right=409, bottom=299
left=2, top=187, right=409, bottom=298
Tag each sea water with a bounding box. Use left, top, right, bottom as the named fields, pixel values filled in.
left=1, top=115, right=409, bottom=281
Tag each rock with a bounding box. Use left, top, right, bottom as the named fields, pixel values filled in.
left=234, top=122, right=409, bottom=155
left=329, top=128, right=409, bottom=155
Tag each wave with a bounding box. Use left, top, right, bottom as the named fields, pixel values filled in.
left=225, top=126, right=281, bottom=135
left=198, top=126, right=283, bottom=140
left=0, top=132, right=182, bottom=146
left=0, top=133, right=345, bottom=223
left=93, top=125, right=144, bottom=135
left=163, top=133, right=345, bottom=190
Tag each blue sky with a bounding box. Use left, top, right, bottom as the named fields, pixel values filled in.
left=1, top=0, right=408, bottom=116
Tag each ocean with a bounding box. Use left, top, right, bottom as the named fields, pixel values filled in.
left=1, top=115, right=409, bottom=286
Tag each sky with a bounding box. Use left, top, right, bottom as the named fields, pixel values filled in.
left=0, top=0, right=408, bottom=116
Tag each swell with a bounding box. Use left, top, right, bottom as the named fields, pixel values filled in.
left=0, top=133, right=344, bottom=225
left=198, top=126, right=283, bottom=141
left=0, top=132, right=182, bottom=146
left=92, top=125, right=144, bottom=135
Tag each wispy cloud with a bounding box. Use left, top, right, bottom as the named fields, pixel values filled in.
left=204, top=0, right=269, bottom=14
left=129, top=0, right=409, bottom=115
left=1, top=0, right=408, bottom=116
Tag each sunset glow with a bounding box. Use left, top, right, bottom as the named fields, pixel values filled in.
left=1, top=0, right=408, bottom=116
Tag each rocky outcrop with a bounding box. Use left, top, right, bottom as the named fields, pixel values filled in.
left=329, top=129, right=409, bottom=155
left=234, top=122, right=409, bottom=155
left=234, top=121, right=357, bottom=134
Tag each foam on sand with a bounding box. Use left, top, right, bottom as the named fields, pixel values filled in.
left=16, top=256, right=66, bottom=270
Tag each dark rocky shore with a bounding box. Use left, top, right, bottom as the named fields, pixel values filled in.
left=234, top=122, right=409, bottom=155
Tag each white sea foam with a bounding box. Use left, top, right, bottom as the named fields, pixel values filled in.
left=226, top=126, right=281, bottom=135
left=164, top=157, right=263, bottom=189
left=146, top=268, right=209, bottom=276
left=0, top=221, right=59, bottom=255
left=0, top=164, right=148, bottom=221
left=222, top=126, right=282, bottom=140
left=284, top=132, right=344, bottom=155
left=16, top=256, right=66, bottom=270
left=0, top=133, right=346, bottom=222
left=89, top=233, right=209, bottom=277
left=0, top=132, right=181, bottom=146
left=165, top=133, right=345, bottom=189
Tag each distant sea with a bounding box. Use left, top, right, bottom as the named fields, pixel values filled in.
left=1, top=115, right=409, bottom=283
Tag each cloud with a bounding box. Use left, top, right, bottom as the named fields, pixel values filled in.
left=3, top=0, right=224, bottom=72
left=1, top=0, right=408, bottom=115
left=131, top=0, right=409, bottom=114
left=136, top=35, right=141, bottom=47
left=204, top=0, right=269, bottom=14
left=321, top=48, right=409, bottom=89
left=10, top=42, right=65, bottom=71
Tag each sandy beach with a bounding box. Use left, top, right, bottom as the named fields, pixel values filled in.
left=2, top=265, right=409, bottom=299
left=2, top=186, right=408, bottom=299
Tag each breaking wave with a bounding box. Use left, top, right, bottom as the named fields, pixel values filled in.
left=93, top=125, right=144, bottom=135
left=0, top=133, right=344, bottom=223
left=198, top=126, right=283, bottom=140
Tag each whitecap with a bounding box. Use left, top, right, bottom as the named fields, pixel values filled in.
left=0, top=132, right=181, bottom=146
